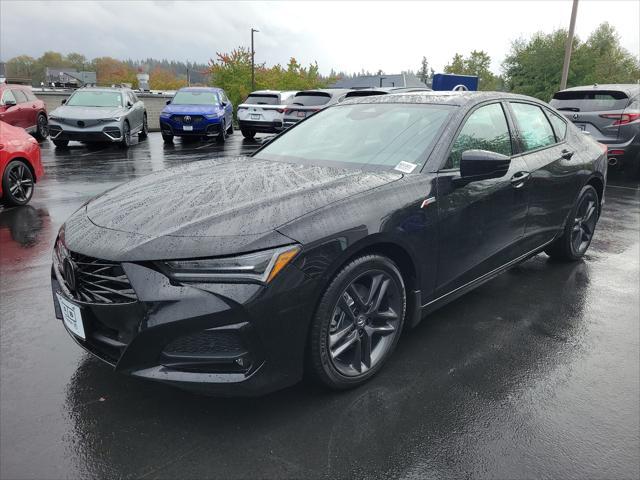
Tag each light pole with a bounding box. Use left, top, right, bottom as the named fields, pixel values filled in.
left=560, top=0, right=579, bottom=90
left=251, top=28, right=259, bottom=90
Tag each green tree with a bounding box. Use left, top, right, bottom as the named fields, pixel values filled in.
left=502, top=23, right=639, bottom=101
left=417, top=56, right=432, bottom=86
left=66, top=53, right=89, bottom=71
left=444, top=50, right=501, bottom=91
left=5, top=55, right=36, bottom=80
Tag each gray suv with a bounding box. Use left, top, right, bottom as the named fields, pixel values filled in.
left=48, top=87, right=147, bottom=148
left=551, top=84, right=640, bottom=175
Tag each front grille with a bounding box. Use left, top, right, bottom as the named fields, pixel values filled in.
left=164, top=330, right=245, bottom=356
left=55, top=240, right=137, bottom=304
left=171, top=115, right=205, bottom=124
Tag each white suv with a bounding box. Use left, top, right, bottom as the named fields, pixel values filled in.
left=237, top=90, right=298, bottom=139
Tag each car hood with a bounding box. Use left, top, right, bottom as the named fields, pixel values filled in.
left=163, top=104, right=219, bottom=115
left=85, top=156, right=401, bottom=240
left=51, top=105, right=125, bottom=119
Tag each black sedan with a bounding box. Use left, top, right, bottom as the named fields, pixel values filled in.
left=51, top=92, right=607, bottom=396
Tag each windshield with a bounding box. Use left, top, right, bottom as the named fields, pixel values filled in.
left=172, top=90, right=219, bottom=105
left=254, top=103, right=454, bottom=171
left=67, top=90, right=123, bottom=107
left=244, top=94, right=279, bottom=105
left=290, top=93, right=331, bottom=106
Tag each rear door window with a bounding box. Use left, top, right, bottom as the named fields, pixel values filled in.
left=510, top=102, right=556, bottom=152
left=11, top=89, right=28, bottom=103
left=290, top=93, right=331, bottom=106
left=550, top=90, right=629, bottom=112
left=446, top=103, right=512, bottom=169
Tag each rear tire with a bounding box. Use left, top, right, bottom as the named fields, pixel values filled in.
left=545, top=184, right=600, bottom=261
left=309, top=254, right=406, bottom=390
left=241, top=128, right=255, bottom=139
left=1, top=160, right=34, bottom=206
left=52, top=139, right=68, bottom=148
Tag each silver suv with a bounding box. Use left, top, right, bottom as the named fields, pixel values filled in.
left=551, top=84, right=639, bottom=176
left=48, top=87, right=147, bottom=148
left=237, top=90, right=298, bottom=139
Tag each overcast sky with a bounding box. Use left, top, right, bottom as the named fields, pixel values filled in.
left=1, top=0, right=638, bottom=75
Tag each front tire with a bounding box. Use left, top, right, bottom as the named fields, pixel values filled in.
left=227, top=122, right=234, bottom=134
left=217, top=120, right=227, bottom=143
left=35, top=113, right=49, bottom=140
left=309, top=254, right=406, bottom=390
left=138, top=114, right=148, bottom=140
left=119, top=121, right=131, bottom=149
left=52, top=139, right=69, bottom=148
left=2, top=160, right=34, bottom=206
left=545, top=184, right=600, bottom=261
left=162, top=133, right=174, bottom=143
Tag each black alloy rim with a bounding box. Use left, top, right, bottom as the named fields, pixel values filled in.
left=8, top=163, right=33, bottom=203
left=328, top=270, right=402, bottom=377
left=572, top=191, right=598, bottom=254
left=38, top=115, right=48, bottom=137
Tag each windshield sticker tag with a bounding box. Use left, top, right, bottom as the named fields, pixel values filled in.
left=394, top=161, right=417, bottom=173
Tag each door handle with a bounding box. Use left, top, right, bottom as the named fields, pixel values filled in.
left=561, top=149, right=574, bottom=160
left=510, top=171, right=530, bottom=189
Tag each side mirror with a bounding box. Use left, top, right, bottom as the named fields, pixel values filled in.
left=3, top=99, right=17, bottom=107
left=126, top=101, right=133, bottom=108
left=459, top=150, right=511, bottom=182
left=166, top=100, right=171, bottom=105
left=61, top=99, right=66, bottom=105
left=221, top=101, right=228, bottom=107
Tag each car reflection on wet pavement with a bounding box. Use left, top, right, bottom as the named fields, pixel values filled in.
left=1, top=133, right=638, bottom=479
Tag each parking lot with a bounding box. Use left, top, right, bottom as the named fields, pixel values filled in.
left=0, top=132, right=638, bottom=479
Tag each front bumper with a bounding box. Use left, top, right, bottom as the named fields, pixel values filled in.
left=160, top=116, right=222, bottom=137
left=49, top=120, right=123, bottom=143
left=51, top=256, right=318, bottom=396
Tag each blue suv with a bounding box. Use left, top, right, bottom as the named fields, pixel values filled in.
left=160, top=87, right=233, bottom=143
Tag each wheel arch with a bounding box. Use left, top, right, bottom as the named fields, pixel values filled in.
left=585, top=174, right=604, bottom=208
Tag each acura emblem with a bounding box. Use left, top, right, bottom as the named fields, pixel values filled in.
left=572, top=113, right=579, bottom=120
left=63, top=258, right=77, bottom=293
left=183, top=115, right=192, bottom=123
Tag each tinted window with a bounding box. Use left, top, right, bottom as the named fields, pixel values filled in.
left=1, top=89, right=17, bottom=105
left=255, top=103, right=453, bottom=170
left=245, top=94, right=278, bottom=105
left=67, top=90, right=123, bottom=107
left=547, top=110, right=567, bottom=141
left=447, top=103, right=512, bottom=169
left=510, top=102, right=556, bottom=152
left=550, top=90, right=629, bottom=112
left=290, top=93, right=331, bottom=106
left=172, top=90, right=219, bottom=105
left=11, top=89, right=28, bottom=103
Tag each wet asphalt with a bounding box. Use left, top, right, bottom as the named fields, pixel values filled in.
left=0, top=133, right=638, bottom=479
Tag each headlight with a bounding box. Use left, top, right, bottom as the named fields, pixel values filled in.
left=49, top=115, right=61, bottom=121
left=204, top=113, right=221, bottom=119
left=109, top=116, right=122, bottom=122
left=160, top=112, right=170, bottom=118
left=162, top=245, right=300, bottom=284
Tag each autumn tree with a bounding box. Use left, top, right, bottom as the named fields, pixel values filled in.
left=148, top=67, right=187, bottom=90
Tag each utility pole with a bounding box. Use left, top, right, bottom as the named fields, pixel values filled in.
left=251, top=28, right=259, bottom=90
left=560, top=0, right=579, bottom=90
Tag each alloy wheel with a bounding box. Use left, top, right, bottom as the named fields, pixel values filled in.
left=571, top=190, right=598, bottom=255
left=7, top=163, right=34, bottom=203
left=37, top=114, right=48, bottom=138
left=328, top=270, right=402, bottom=376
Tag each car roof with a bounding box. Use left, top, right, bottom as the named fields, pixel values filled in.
left=295, top=89, right=352, bottom=97
left=76, top=86, right=128, bottom=93
left=339, top=91, right=543, bottom=107
left=556, top=84, right=640, bottom=97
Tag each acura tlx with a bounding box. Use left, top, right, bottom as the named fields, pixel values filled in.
left=52, top=92, right=607, bottom=396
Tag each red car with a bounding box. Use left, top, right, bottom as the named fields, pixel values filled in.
left=0, top=84, right=49, bottom=139
left=0, top=121, right=44, bottom=206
